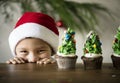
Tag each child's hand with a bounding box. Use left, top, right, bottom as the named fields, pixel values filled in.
left=6, top=57, right=26, bottom=64
left=37, top=58, right=56, bottom=64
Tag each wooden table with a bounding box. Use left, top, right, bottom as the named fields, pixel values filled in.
left=0, top=63, right=120, bottom=83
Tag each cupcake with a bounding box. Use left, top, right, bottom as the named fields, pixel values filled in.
left=55, top=28, right=78, bottom=69
left=81, top=31, right=103, bottom=70
left=111, top=27, right=120, bottom=69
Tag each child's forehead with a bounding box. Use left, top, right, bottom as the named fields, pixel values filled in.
left=17, top=37, right=50, bottom=47
left=21, top=37, right=47, bottom=43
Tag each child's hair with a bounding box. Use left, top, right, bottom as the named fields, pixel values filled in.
left=9, top=12, right=59, bottom=56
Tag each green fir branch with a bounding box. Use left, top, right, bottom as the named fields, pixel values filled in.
left=0, top=0, right=113, bottom=32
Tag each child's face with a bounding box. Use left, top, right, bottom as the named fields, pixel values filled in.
left=15, top=38, right=52, bottom=62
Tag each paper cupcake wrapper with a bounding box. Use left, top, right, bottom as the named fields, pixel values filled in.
left=55, top=55, right=78, bottom=69
left=81, top=56, right=103, bottom=70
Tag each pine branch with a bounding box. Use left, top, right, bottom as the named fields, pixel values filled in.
left=0, top=0, right=113, bottom=32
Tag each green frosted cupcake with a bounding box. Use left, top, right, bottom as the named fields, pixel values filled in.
left=111, top=27, right=120, bottom=69
left=55, top=28, right=78, bottom=69
left=81, top=31, right=103, bottom=70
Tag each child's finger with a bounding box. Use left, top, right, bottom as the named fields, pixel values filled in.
left=13, top=57, right=25, bottom=63
left=44, top=59, right=51, bottom=64
left=13, top=57, right=21, bottom=63
left=37, top=58, right=55, bottom=64
left=51, top=59, right=56, bottom=63
left=9, top=59, right=17, bottom=64
left=15, top=57, right=25, bottom=63
left=6, top=60, right=11, bottom=64
left=44, top=58, right=56, bottom=64
left=37, top=58, right=48, bottom=64
left=50, top=58, right=56, bottom=63
left=6, top=58, right=17, bottom=64
left=36, top=61, right=41, bottom=64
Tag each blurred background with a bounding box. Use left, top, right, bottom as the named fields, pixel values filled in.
left=0, top=0, right=120, bottom=63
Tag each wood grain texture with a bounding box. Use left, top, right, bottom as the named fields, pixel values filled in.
left=0, top=63, right=120, bottom=83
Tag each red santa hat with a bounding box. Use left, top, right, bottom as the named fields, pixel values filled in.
left=9, top=12, right=59, bottom=56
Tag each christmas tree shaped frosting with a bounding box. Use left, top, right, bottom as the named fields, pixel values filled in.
left=112, top=27, right=120, bottom=55
left=58, top=28, right=76, bottom=56
left=83, top=31, right=102, bottom=55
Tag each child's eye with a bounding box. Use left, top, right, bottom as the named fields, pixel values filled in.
left=38, top=50, right=45, bottom=53
left=20, top=51, right=28, bottom=54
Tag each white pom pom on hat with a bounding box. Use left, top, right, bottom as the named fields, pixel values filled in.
left=9, top=12, right=59, bottom=56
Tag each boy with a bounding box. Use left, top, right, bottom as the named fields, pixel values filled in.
left=6, top=12, right=59, bottom=64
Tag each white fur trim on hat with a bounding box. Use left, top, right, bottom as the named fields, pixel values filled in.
left=9, top=23, right=59, bottom=56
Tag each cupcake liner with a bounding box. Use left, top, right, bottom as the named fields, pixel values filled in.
left=111, top=55, right=120, bottom=69
left=81, top=56, right=103, bottom=70
left=55, top=55, right=78, bottom=69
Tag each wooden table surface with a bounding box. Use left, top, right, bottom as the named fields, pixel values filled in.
left=0, top=63, right=120, bottom=83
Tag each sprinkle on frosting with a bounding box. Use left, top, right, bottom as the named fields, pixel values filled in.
left=83, top=31, right=102, bottom=56
left=58, top=28, right=76, bottom=56
left=112, top=27, right=120, bottom=55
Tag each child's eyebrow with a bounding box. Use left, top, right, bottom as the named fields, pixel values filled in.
left=17, top=48, right=26, bottom=50
left=35, top=46, right=47, bottom=49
